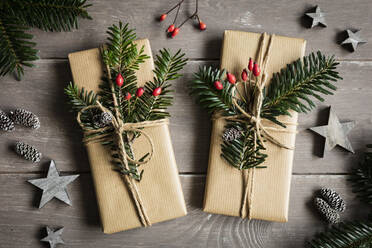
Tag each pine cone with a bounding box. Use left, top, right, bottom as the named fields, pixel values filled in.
left=9, top=109, right=40, bottom=129
left=320, top=188, right=346, bottom=212
left=93, top=112, right=112, bottom=128
left=314, top=197, right=340, bottom=224
left=0, top=110, right=15, bottom=132
left=15, top=141, right=42, bottom=163
left=222, top=127, right=242, bottom=141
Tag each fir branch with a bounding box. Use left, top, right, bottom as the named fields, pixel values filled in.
left=2, top=0, right=92, bottom=32
left=349, top=144, right=372, bottom=206
left=307, top=222, right=372, bottom=248
left=221, top=121, right=267, bottom=169
left=0, top=13, right=38, bottom=79
left=64, top=82, right=97, bottom=112
left=136, top=48, right=187, bottom=121
left=190, top=66, right=236, bottom=115
left=262, top=51, right=342, bottom=125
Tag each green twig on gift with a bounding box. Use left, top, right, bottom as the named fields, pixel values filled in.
left=190, top=51, right=341, bottom=169
left=0, top=0, right=91, bottom=80
left=65, top=21, right=187, bottom=180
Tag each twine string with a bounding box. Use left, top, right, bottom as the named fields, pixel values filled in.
left=75, top=52, right=170, bottom=227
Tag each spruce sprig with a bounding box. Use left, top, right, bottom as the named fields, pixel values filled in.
left=349, top=144, right=372, bottom=205
left=190, top=66, right=236, bottom=115
left=66, top=21, right=187, bottom=180
left=0, top=0, right=91, bottom=79
left=262, top=52, right=342, bottom=127
left=307, top=222, right=372, bottom=248
left=190, top=52, right=341, bottom=169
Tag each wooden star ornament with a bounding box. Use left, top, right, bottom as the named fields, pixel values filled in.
left=341, top=30, right=367, bottom=52
left=41, top=226, right=65, bottom=248
left=309, top=107, right=355, bottom=157
left=305, top=6, right=327, bottom=28
left=28, top=160, right=79, bottom=208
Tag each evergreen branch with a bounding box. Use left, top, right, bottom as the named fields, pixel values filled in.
left=0, top=13, right=38, bottom=79
left=136, top=49, right=187, bottom=121
left=190, top=66, right=236, bottom=115
left=262, top=51, right=342, bottom=125
left=64, top=82, right=97, bottom=111
left=349, top=144, right=372, bottom=206
left=221, top=121, right=267, bottom=169
left=307, top=222, right=372, bottom=248
left=2, top=0, right=92, bottom=32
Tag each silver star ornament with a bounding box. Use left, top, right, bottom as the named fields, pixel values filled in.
left=41, top=226, right=65, bottom=248
left=305, top=6, right=327, bottom=28
left=309, top=107, right=355, bottom=157
left=28, top=160, right=79, bottom=208
left=341, top=30, right=367, bottom=52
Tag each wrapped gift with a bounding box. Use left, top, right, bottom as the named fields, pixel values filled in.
left=68, top=39, right=187, bottom=234
left=203, top=31, right=307, bottom=222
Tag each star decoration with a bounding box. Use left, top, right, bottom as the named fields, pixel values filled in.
left=341, top=30, right=367, bottom=52
left=305, top=6, right=327, bottom=28
left=41, top=226, right=65, bottom=248
left=28, top=160, right=79, bottom=208
left=309, top=107, right=355, bottom=157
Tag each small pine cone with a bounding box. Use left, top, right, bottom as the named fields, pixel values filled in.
left=93, top=112, right=112, bottom=128
left=9, top=109, right=40, bottom=129
left=222, top=127, right=242, bottom=142
left=320, top=188, right=346, bottom=212
left=15, top=141, right=42, bottom=163
left=0, top=110, right=15, bottom=132
left=314, top=197, right=340, bottom=224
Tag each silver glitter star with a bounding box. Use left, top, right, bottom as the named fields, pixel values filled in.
left=305, top=6, right=327, bottom=28
left=28, top=160, right=79, bottom=208
left=309, top=107, right=355, bottom=157
left=341, top=30, right=367, bottom=52
left=41, top=227, right=65, bottom=248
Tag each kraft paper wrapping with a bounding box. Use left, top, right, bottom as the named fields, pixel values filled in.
left=68, top=39, right=187, bottom=234
left=203, top=31, right=306, bottom=222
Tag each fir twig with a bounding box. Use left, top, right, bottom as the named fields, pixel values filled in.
left=262, top=51, right=342, bottom=127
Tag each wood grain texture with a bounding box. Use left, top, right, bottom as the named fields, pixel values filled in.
left=0, top=173, right=368, bottom=248
left=1, top=1, right=372, bottom=246
left=0, top=60, right=371, bottom=173
left=29, top=0, right=372, bottom=60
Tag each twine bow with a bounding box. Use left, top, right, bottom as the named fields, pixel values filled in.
left=76, top=53, right=168, bottom=227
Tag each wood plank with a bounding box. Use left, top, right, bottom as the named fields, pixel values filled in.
left=29, top=0, right=372, bottom=60
left=0, top=60, right=371, bottom=174
left=0, top=174, right=368, bottom=248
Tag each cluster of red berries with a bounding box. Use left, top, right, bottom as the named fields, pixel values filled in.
left=214, top=58, right=261, bottom=90
left=115, top=73, right=162, bottom=99
left=159, top=0, right=206, bottom=38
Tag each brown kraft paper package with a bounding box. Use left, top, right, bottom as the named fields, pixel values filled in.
left=68, top=39, right=187, bottom=234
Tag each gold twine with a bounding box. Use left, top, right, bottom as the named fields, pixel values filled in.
left=75, top=48, right=169, bottom=227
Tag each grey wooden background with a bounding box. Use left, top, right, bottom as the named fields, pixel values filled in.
left=0, top=0, right=371, bottom=247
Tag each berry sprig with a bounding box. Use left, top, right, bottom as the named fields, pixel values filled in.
left=213, top=58, right=262, bottom=107
left=159, top=0, right=206, bottom=38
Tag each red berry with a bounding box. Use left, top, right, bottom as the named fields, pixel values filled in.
left=136, top=87, right=144, bottom=97
left=116, top=73, right=124, bottom=87
left=214, top=81, right=223, bottom=90
left=199, top=21, right=207, bottom=30
left=171, top=28, right=180, bottom=38
left=152, top=87, right=162, bottom=96
left=226, top=72, right=236, bottom=84
left=125, top=92, right=131, bottom=100
left=160, top=14, right=167, bottom=21
left=248, top=58, right=253, bottom=71
left=253, top=63, right=261, bottom=77
left=241, top=69, right=248, bottom=81
left=167, top=24, right=175, bottom=33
